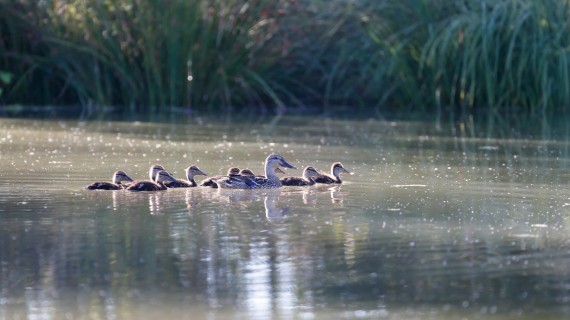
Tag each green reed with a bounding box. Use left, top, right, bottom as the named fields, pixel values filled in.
left=0, top=0, right=291, bottom=112
left=361, top=0, right=570, bottom=131
left=2, top=0, right=570, bottom=130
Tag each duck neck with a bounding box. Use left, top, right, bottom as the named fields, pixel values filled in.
left=187, top=177, right=197, bottom=187
left=304, top=172, right=316, bottom=185
left=332, top=168, right=342, bottom=183
left=333, top=172, right=342, bottom=183
left=265, top=164, right=281, bottom=184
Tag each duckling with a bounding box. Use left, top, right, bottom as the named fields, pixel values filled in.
left=238, top=169, right=256, bottom=178
left=85, top=170, right=134, bottom=190
left=149, top=164, right=166, bottom=181
left=240, top=167, right=285, bottom=180
left=216, top=154, right=296, bottom=189
left=164, top=165, right=208, bottom=188
left=281, top=166, right=321, bottom=186
left=313, top=162, right=352, bottom=184
left=126, top=170, right=177, bottom=191
left=200, top=167, right=241, bottom=188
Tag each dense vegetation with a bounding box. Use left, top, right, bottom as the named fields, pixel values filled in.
left=1, top=0, right=570, bottom=126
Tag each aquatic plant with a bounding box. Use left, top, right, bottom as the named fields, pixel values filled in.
left=0, top=71, right=12, bottom=97
left=362, top=0, right=570, bottom=131
left=2, top=0, right=570, bottom=131
left=0, top=0, right=293, bottom=111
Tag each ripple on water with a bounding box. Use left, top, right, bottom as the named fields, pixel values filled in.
left=1, top=117, right=570, bottom=319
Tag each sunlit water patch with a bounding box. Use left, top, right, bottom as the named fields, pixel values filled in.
left=1, top=117, right=570, bottom=319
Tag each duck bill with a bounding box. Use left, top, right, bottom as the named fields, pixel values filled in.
left=197, top=169, right=208, bottom=177
left=280, top=159, right=296, bottom=169
left=341, top=168, right=352, bottom=175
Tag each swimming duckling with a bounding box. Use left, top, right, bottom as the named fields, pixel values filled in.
left=238, top=169, right=256, bottom=178
left=281, top=166, right=321, bottom=186
left=200, top=167, right=241, bottom=188
left=216, top=154, right=296, bottom=189
left=164, top=165, right=208, bottom=188
left=240, top=167, right=285, bottom=180
left=126, top=170, right=177, bottom=191
left=313, top=162, right=352, bottom=184
left=149, top=164, right=166, bottom=181
left=85, top=170, right=134, bottom=190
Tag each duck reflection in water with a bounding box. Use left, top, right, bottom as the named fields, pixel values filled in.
left=184, top=187, right=212, bottom=209
left=329, top=186, right=347, bottom=204
left=301, top=188, right=318, bottom=205
left=148, top=193, right=163, bottom=215
left=112, top=189, right=119, bottom=211
left=264, top=191, right=290, bottom=222
left=213, top=188, right=261, bottom=206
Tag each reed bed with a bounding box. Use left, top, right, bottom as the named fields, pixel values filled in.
left=0, top=0, right=292, bottom=111
left=363, top=0, right=570, bottom=130
left=1, top=0, right=570, bottom=130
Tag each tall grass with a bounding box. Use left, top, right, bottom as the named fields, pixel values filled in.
left=271, top=1, right=390, bottom=111
left=0, top=0, right=293, bottom=112
left=362, top=0, right=570, bottom=131
left=2, top=0, right=570, bottom=131
left=0, top=1, right=66, bottom=104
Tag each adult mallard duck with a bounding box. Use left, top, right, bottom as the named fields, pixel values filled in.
left=164, top=165, right=208, bottom=188
left=281, top=166, right=321, bottom=186
left=85, top=170, right=134, bottom=190
left=209, top=168, right=286, bottom=190
left=200, top=167, right=241, bottom=188
left=215, top=154, right=296, bottom=189
left=126, top=170, right=177, bottom=191
left=313, top=162, right=352, bottom=184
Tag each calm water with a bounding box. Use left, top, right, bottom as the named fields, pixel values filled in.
left=1, top=116, right=570, bottom=319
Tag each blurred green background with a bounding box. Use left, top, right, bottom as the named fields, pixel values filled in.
left=1, top=0, right=570, bottom=130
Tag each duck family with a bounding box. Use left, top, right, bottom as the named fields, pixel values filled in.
left=85, top=153, right=352, bottom=191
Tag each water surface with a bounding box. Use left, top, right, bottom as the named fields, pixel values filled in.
left=1, top=116, right=570, bottom=319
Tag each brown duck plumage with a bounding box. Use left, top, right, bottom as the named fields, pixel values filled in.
left=216, top=154, right=296, bottom=189
left=312, top=162, right=352, bottom=184
left=86, top=171, right=134, bottom=190
left=126, top=170, right=176, bottom=191
left=200, top=167, right=240, bottom=188
left=281, top=166, right=320, bottom=186
left=164, top=165, right=208, bottom=188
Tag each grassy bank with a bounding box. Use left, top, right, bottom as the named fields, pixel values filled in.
left=1, top=0, right=570, bottom=127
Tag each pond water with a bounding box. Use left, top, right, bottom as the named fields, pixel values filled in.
left=1, top=115, right=570, bottom=319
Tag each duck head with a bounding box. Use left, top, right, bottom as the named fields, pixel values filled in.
left=332, top=162, right=352, bottom=175
left=185, top=165, right=208, bottom=180
left=155, top=170, right=177, bottom=183
left=266, top=153, right=296, bottom=169
left=239, top=169, right=255, bottom=177
left=149, top=164, right=166, bottom=181
left=303, top=166, right=320, bottom=180
left=227, top=167, right=241, bottom=176
left=112, top=171, right=134, bottom=184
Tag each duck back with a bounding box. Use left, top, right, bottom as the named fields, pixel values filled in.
left=85, top=182, right=122, bottom=190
